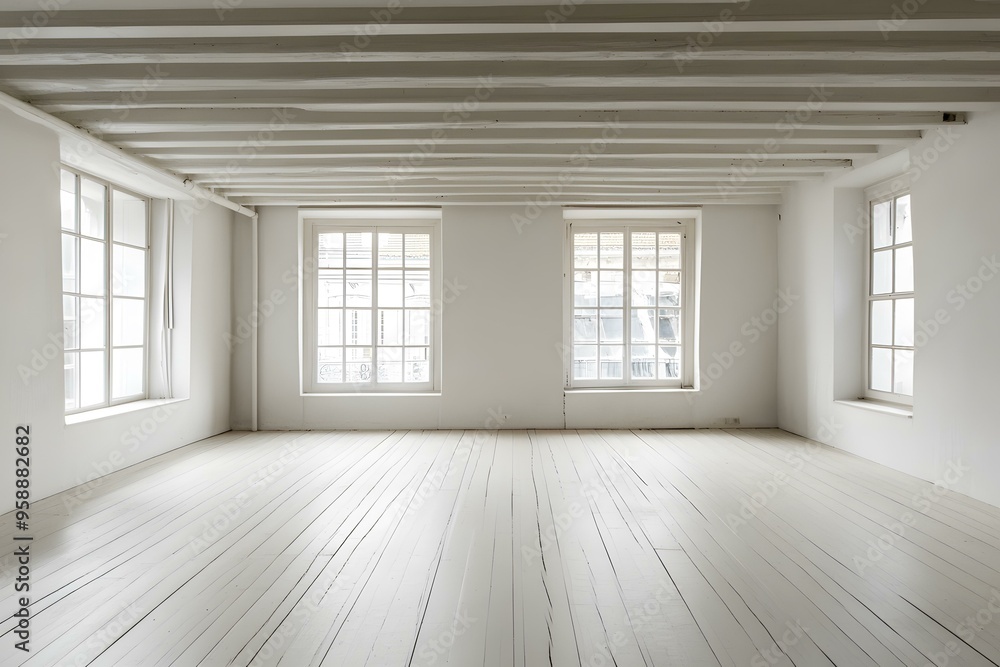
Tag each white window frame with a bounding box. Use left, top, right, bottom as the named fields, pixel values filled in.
left=61, top=166, right=151, bottom=415
left=301, top=210, right=442, bottom=394
left=563, top=210, right=698, bottom=390
left=863, top=182, right=914, bottom=406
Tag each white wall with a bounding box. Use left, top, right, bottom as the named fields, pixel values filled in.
left=778, top=110, right=1000, bottom=507
left=0, top=107, right=234, bottom=513
left=232, top=203, right=780, bottom=430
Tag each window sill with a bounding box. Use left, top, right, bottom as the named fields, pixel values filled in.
left=565, top=387, right=697, bottom=394
left=834, top=399, right=913, bottom=418
left=301, top=392, right=442, bottom=398
left=65, top=398, right=187, bottom=426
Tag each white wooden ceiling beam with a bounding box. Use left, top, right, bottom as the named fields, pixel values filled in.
left=234, top=194, right=784, bottom=205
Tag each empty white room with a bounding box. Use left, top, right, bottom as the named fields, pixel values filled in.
left=1, top=1, right=1000, bottom=665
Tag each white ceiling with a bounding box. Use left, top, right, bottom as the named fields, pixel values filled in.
left=1, top=0, right=998, bottom=207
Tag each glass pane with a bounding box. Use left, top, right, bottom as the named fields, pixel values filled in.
left=318, top=347, right=343, bottom=383
left=346, top=232, right=372, bottom=268
left=895, top=298, right=915, bottom=347
left=377, top=347, right=403, bottom=383
left=659, top=346, right=681, bottom=379
left=659, top=309, right=681, bottom=343
left=631, top=345, right=656, bottom=378
left=81, top=179, right=106, bottom=239
left=379, top=309, right=403, bottom=346
left=80, top=298, right=105, bottom=349
left=599, top=271, right=623, bottom=307
left=62, top=234, right=78, bottom=293
left=895, top=195, right=912, bottom=245
left=658, top=281, right=681, bottom=308
left=872, top=200, right=892, bottom=249
left=631, top=271, right=656, bottom=307
left=405, top=233, right=430, bottom=268
left=318, top=232, right=344, bottom=268
left=345, top=269, right=372, bottom=307
left=405, top=271, right=430, bottom=308
left=870, top=348, right=892, bottom=393
left=872, top=250, right=893, bottom=295
left=80, top=350, right=105, bottom=408
left=405, top=310, right=430, bottom=346
left=658, top=233, right=681, bottom=269
left=894, top=349, right=914, bottom=396
left=404, top=347, right=429, bottom=383
left=112, top=347, right=144, bottom=399
left=631, top=309, right=656, bottom=343
left=113, top=298, right=144, bottom=347
left=81, top=238, right=105, bottom=296
left=318, top=309, right=343, bottom=346
left=346, top=309, right=372, bottom=346
left=345, top=347, right=373, bottom=383
left=378, top=233, right=403, bottom=268
left=318, top=272, right=345, bottom=307
left=870, top=300, right=893, bottom=346
left=895, top=246, right=914, bottom=293
left=574, top=345, right=597, bottom=380
left=64, top=351, right=79, bottom=411
left=574, top=232, right=598, bottom=269
left=631, top=232, right=656, bottom=270
left=112, top=190, right=146, bottom=247
left=574, top=270, right=598, bottom=307
left=61, top=171, right=77, bottom=232
left=63, top=296, right=79, bottom=350
left=573, top=310, right=597, bottom=343
left=599, top=232, right=624, bottom=269
left=113, top=245, right=145, bottom=297
left=599, top=311, right=623, bottom=343
left=600, top=345, right=623, bottom=380
left=378, top=270, right=403, bottom=308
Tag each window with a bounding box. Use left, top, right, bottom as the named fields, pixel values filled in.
left=302, top=212, right=440, bottom=393
left=566, top=213, right=696, bottom=389
left=866, top=190, right=914, bottom=404
left=60, top=168, right=150, bottom=413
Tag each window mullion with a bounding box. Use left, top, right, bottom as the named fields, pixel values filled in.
left=623, top=227, right=632, bottom=386
left=104, top=185, right=112, bottom=408
left=371, top=229, right=379, bottom=386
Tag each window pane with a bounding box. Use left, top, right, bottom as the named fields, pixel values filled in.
left=112, top=347, right=144, bottom=399
left=61, top=171, right=77, bottom=232
left=318, top=309, right=343, bottom=346
left=631, top=345, right=655, bottom=378
left=404, top=233, right=430, bottom=268
left=318, top=232, right=344, bottom=268
left=80, top=298, right=105, bottom=349
left=659, top=346, right=681, bottom=379
left=631, top=309, right=656, bottom=343
left=63, top=296, right=79, bottom=350
left=659, top=309, right=681, bottom=343
left=894, top=349, right=914, bottom=396
left=405, top=271, right=430, bottom=308
left=599, top=271, right=623, bottom=307
left=377, top=346, right=403, bottom=383
left=346, top=232, right=372, bottom=268
left=658, top=233, right=681, bottom=269
left=405, top=310, right=430, bottom=346
left=81, top=238, right=105, bottom=296
left=895, top=195, right=912, bottom=245
left=872, top=200, right=892, bottom=249
left=870, top=348, right=892, bottom=393
left=80, top=350, right=105, bottom=408
left=599, top=232, right=624, bottom=269
left=631, top=232, right=656, bottom=270
left=378, top=270, right=403, bottom=308
left=895, top=246, right=914, bottom=293
left=895, top=298, right=914, bottom=347
left=574, top=345, right=597, bottom=380
left=62, top=234, right=78, bottom=292
left=379, top=309, right=403, bottom=346
left=81, top=179, right=106, bottom=239
left=65, top=351, right=79, bottom=411
left=113, top=245, right=145, bottom=297
left=113, top=298, right=145, bottom=347
left=870, top=300, right=892, bottom=346
left=574, top=232, right=598, bottom=269
left=872, top=250, right=892, bottom=295
left=345, top=269, right=372, bottom=307
left=113, top=191, right=146, bottom=247
left=318, top=272, right=345, bottom=307
left=345, top=347, right=373, bottom=383
left=318, top=347, right=343, bottom=383
left=599, top=311, right=623, bottom=343
left=346, top=310, right=372, bottom=346
left=574, top=270, right=597, bottom=307
left=631, top=271, right=656, bottom=307
left=378, top=233, right=403, bottom=268
left=404, top=347, right=429, bottom=383
left=600, top=346, right=623, bottom=380
left=658, top=281, right=681, bottom=308
left=573, top=310, right=597, bottom=343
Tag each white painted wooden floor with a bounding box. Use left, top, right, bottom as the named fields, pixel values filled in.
left=2, top=429, right=1000, bottom=667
